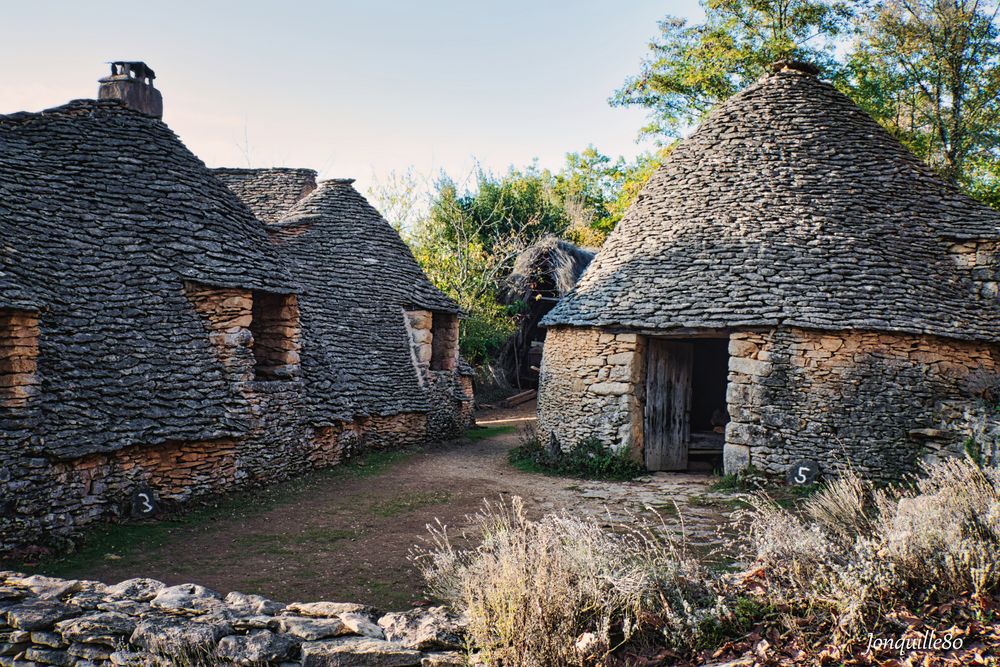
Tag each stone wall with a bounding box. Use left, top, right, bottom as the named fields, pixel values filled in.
left=725, top=327, right=1000, bottom=480
left=0, top=299, right=472, bottom=557
left=0, top=571, right=469, bottom=666
left=405, top=309, right=474, bottom=440
left=537, top=324, right=998, bottom=480
left=536, top=326, right=645, bottom=458
left=0, top=310, right=39, bottom=411
left=949, top=239, right=999, bottom=301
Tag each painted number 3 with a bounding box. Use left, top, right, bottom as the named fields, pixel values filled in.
left=137, top=493, right=154, bottom=514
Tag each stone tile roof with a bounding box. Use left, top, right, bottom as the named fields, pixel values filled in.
left=543, top=70, right=1000, bottom=343
left=267, top=179, right=460, bottom=420
left=212, top=168, right=318, bottom=223
left=0, top=99, right=294, bottom=458
left=0, top=270, right=37, bottom=311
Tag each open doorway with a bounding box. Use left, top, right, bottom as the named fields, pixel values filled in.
left=644, top=338, right=729, bottom=472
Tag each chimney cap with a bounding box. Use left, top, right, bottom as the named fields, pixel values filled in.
left=770, top=59, right=821, bottom=76
left=101, top=61, right=156, bottom=82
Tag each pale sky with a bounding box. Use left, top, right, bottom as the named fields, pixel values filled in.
left=1, top=1, right=703, bottom=193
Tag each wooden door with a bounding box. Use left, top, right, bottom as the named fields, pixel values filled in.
left=644, top=340, right=693, bottom=471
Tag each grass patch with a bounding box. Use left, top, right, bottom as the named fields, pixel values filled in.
left=331, top=449, right=415, bottom=479
left=5, top=447, right=413, bottom=575
left=372, top=491, right=452, bottom=518
left=232, top=528, right=358, bottom=556
left=466, top=424, right=516, bottom=442
left=509, top=433, right=645, bottom=481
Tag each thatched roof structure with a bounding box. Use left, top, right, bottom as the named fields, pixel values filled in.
left=506, top=235, right=595, bottom=304
left=543, top=67, right=1000, bottom=342
left=501, top=236, right=595, bottom=388
left=0, top=99, right=292, bottom=458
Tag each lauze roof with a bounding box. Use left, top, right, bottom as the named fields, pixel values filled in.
left=0, top=99, right=294, bottom=457
left=237, top=175, right=460, bottom=421
left=544, top=69, right=1000, bottom=343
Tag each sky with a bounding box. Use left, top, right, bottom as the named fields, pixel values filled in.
left=0, top=1, right=704, bottom=194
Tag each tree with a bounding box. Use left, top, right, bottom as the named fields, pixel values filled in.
left=367, top=167, right=428, bottom=235
left=611, top=0, right=852, bottom=138
left=845, top=0, right=1000, bottom=185
left=409, top=168, right=569, bottom=364
left=554, top=147, right=668, bottom=246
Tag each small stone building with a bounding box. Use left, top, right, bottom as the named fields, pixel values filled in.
left=537, top=61, right=1000, bottom=480
left=0, top=63, right=472, bottom=553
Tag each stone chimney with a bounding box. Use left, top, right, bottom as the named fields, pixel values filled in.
left=770, top=59, right=821, bottom=76
left=98, top=62, right=163, bottom=119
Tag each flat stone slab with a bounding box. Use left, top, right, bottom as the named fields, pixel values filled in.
left=301, top=637, right=424, bottom=666
left=378, top=607, right=464, bottom=650
left=285, top=601, right=376, bottom=618
left=55, top=611, right=137, bottom=646
left=216, top=629, right=299, bottom=664
left=150, top=583, right=224, bottom=615
left=105, top=578, right=165, bottom=602
left=278, top=615, right=350, bottom=640
left=5, top=600, right=80, bottom=630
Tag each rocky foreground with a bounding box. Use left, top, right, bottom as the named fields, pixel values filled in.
left=0, top=571, right=467, bottom=666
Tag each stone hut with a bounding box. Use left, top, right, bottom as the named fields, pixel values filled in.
left=213, top=169, right=475, bottom=441
left=0, top=64, right=472, bottom=554
left=537, top=61, right=1000, bottom=480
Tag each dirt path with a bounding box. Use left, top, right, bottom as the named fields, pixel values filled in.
left=16, top=404, right=742, bottom=611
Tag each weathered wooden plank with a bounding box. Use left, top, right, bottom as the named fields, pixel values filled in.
left=644, top=340, right=692, bottom=471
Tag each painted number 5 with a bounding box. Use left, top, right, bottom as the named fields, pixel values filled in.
left=787, top=460, right=819, bottom=486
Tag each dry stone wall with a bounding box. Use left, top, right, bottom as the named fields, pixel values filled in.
left=537, top=324, right=997, bottom=480
left=949, top=240, right=1000, bottom=301
left=725, top=327, right=1000, bottom=480
left=0, top=571, right=470, bottom=666
left=0, top=311, right=39, bottom=412
left=536, top=326, right=645, bottom=457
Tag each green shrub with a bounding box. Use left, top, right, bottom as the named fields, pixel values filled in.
left=508, top=431, right=645, bottom=481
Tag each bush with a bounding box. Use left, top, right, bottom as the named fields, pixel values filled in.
left=743, top=457, right=1000, bottom=642
left=414, top=497, right=725, bottom=666
left=508, top=430, right=645, bottom=481
left=459, top=307, right=516, bottom=367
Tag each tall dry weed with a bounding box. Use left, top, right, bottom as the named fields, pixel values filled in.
left=744, top=457, right=1000, bottom=641
left=415, top=496, right=724, bottom=667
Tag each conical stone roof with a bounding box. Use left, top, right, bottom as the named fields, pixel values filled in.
left=543, top=68, right=1000, bottom=342
left=268, top=179, right=460, bottom=421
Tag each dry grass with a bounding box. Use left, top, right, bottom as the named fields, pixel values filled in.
left=743, top=457, right=1000, bottom=642
left=414, top=496, right=725, bottom=667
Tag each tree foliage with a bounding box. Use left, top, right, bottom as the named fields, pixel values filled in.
left=844, top=0, right=1000, bottom=185
left=399, top=152, right=661, bottom=365
left=615, top=0, right=1000, bottom=197
left=611, top=0, right=852, bottom=138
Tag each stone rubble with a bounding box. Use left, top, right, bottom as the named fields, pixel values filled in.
left=0, top=571, right=471, bottom=667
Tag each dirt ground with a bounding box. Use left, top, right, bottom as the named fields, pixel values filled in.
left=15, top=403, right=742, bottom=611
